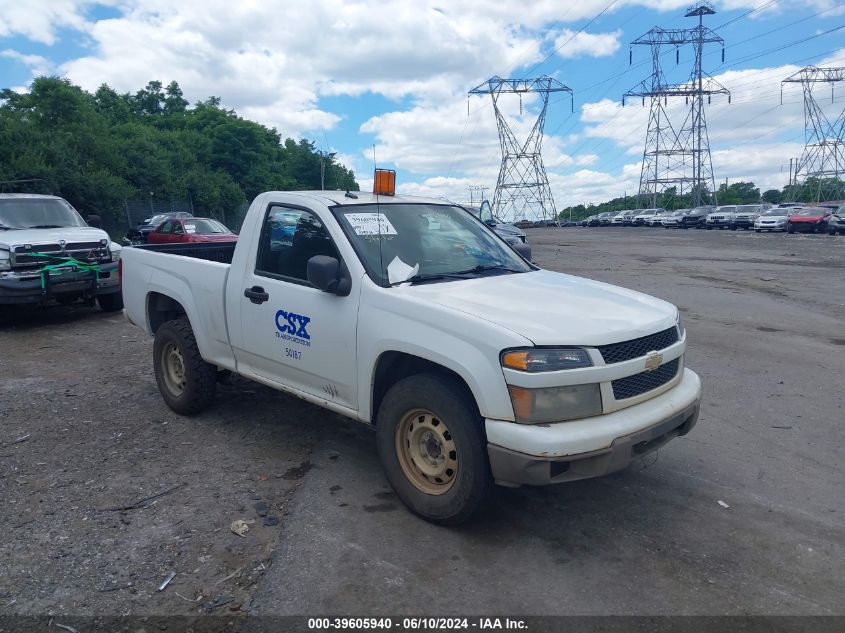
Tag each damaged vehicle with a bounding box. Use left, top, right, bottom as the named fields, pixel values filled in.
left=0, top=194, right=123, bottom=313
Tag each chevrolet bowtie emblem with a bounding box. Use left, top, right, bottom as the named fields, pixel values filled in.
left=644, top=351, right=663, bottom=370
left=59, top=239, right=66, bottom=247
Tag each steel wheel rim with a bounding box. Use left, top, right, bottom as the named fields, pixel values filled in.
left=395, top=408, right=458, bottom=495
left=161, top=342, right=187, bottom=396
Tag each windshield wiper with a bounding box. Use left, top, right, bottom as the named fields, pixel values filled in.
left=391, top=264, right=525, bottom=286
left=27, top=224, right=65, bottom=229
left=390, top=271, right=478, bottom=286
left=461, top=264, right=524, bottom=275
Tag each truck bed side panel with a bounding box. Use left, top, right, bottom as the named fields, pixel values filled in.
left=122, top=247, right=236, bottom=371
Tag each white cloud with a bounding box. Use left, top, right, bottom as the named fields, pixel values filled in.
left=554, top=29, right=622, bottom=59
left=0, top=0, right=95, bottom=45
left=0, top=49, right=52, bottom=76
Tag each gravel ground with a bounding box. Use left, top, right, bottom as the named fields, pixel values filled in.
left=0, top=307, right=325, bottom=617
left=1, top=226, right=843, bottom=620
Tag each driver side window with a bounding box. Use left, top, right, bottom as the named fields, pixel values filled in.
left=256, top=206, right=339, bottom=284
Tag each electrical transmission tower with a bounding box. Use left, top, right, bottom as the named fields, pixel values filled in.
left=624, top=2, right=729, bottom=209
left=469, top=76, right=573, bottom=222
left=782, top=66, right=845, bottom=202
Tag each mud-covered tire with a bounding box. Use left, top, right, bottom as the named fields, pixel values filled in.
left=376, top=373, right=492, bottom=525
left=97, top=292, right=124, bottom=312
left=153, top=317, right=216, bottom=415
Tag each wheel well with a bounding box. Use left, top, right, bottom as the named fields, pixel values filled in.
left=371, top=351, right=478, bottom=424
left=147, top=292, right=187, bottom=333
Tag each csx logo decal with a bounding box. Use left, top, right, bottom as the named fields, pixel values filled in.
left=275, top=309, right=311, bottom=340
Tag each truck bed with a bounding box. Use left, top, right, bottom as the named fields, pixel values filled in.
left=121, top=242, right=237, bottom=370
left=134, top=242, right=236, bottom=264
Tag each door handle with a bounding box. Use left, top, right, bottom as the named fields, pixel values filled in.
left=244, top=286, right=269, bottom=304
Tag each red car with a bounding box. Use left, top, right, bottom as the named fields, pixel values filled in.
left=147, top=217, right=238, bottom=244
left=786, top=207, right=833, bottom=234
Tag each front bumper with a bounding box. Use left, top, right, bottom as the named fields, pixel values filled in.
left=0, top=261, right=120, bottom=305
left=486, top=369, right=701, bottom=487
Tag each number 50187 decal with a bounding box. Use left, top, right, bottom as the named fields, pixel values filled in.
left=285, top=347, right=302, bottom=360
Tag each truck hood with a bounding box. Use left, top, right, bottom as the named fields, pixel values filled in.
left=492, top=222, right=526, bottom=238
left=406, top=269, right=677, bottom=346
left=0, top=226, right=109, bottom=248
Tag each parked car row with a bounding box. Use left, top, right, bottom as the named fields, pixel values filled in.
left=125, top=212, right=238, bottom=245
left=580, top=203, right=845, bottom=235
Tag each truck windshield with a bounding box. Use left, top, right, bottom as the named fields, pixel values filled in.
left=333, top=203, right=532, bottom=286
left=0, top=198, right=88, bottom=229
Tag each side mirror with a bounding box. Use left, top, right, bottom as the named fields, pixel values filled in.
left=307, top=255, right=351, bottom=296
left=87, top=214, right=102, bottom=228
left=512, top=242, right=532, bottom=261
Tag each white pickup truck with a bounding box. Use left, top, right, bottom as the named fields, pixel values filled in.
left=122, top=190, right=701, bottom=524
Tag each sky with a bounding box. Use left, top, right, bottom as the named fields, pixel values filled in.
left=1, top=0, right=844, bottom=219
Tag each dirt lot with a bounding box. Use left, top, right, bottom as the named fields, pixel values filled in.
left=0, top=307, right=325, bottom=617
left=1, top=227, right=844, bottom=620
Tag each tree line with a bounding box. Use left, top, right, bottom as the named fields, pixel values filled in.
left=558, top=178, right=845, bottom=221
left=0, top=77, right=359, bottom=229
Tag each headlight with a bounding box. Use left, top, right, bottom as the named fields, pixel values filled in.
left=508, top=384, right=603, bottom=423
left=501, top=348, right=592, bottom=372
left=109, top=242, right=122, bottom=261
left=0, top=249, right=10, bottom=271
left=676, top=311, right=685, bottom=338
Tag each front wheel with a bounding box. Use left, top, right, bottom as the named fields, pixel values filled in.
left=755, top=229, right=761, bottom=233
left=376, top=374, right=492, bottom=525
left=97, top=292, right=124, bottom=312
left=830, top=229, right=837, bottom=236
left=153, top=317, right=217, bottom=415
left=787, top=223, right=795, bottom=234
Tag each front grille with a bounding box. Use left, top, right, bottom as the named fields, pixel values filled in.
left=597, top=327, right=679, bottom=364
left=12, top=244, right=110, bottom=269
left=612, top=358, right=680, bottom=400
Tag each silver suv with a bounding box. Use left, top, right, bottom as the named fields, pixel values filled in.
left=731, top=204, right=765, bottom=230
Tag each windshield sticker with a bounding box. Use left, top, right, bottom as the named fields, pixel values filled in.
left=184, top=224, right=197, bottom=233
left=346, top=213, right=397, bottom=236
left=386, top=256, right=419, bottom=285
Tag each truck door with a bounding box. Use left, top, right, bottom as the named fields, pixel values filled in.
left=232, top=203, right=359, bottom=411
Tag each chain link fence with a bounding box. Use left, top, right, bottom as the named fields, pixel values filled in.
left=104, top=199, right=251, bottom=239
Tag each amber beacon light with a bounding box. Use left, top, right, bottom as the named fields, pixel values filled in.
left=373, top=168, right=396, bottom=196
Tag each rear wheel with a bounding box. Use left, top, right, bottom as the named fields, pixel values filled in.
left=153, top=317, right=216, bottom=415
left=830, top=228, right=837, bottom=236
left=376, top=373, right=491, bottom=525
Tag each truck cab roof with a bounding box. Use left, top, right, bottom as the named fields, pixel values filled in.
left=262, top=191, right=452, bottom=208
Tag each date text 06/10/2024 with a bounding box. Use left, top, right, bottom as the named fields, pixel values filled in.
left=307, top=618, right=528, bottom=630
